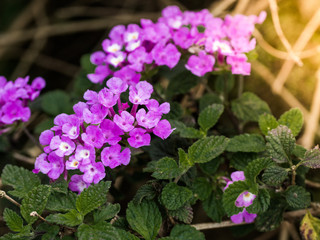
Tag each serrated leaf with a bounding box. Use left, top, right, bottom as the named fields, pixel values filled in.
left=188, top=136, right=229, bottom=164
left=246, top=189, right=270, bottom=214
left=170, top=224, right=205, bottom=240
left=300, top=211, right=320, bottom=240
left=126, top=200, right=162, bottom=240
left=202, top=190, right=225, bottom=222
left=198, top=104, right=224, bottom=132
left=20, top=185, right=51, bottom=224
left=258, top=113, right=279, bottom=135
left=266, top=125, right=295, bottom=163
left=302, top=146, right=320, bottom=169
left=1, top=165, right=40, bottom=199
left=41, top=90, right=73, bottom=116
left=93, top=203, right=120, bottom=223
left=145, top=157, right=183, bottom=180
left=170, top=121, right=203, bottom=138
left=51, top=180, right=68, bottom=194
left=133, top=184, right=157, bottom=204
left=199, top=157, right=224, bottom=175
left=76, top=181, right=111, bottom=216
left=230, top=152, right=259, bottom=171
left=161, top=183, right=193, bottom=210
left=278, top=108, right=303, bottom=137
left=199, top=93, right=222, bottom=112
left=293, top=144, right=307, bottom=158
left=222, top=181, right=248, bottom=216
left=226, top=134, right=266, bottom=153
left=168, top=204, right=193, bottom=224
left=46, top=191, right=77, bottom=212
left=262, top=166, right=288, bottom=186
left=3, top=208, right=24, bottom=232
left=231, top=92, right=271, bottom=122
left=285, top=185, right=311, bottom=209
left=244, top=158, right=273, bottom=186
left=36, top=223, right=60, bottom=240
left=77, top=222, right=120, bottom=240
left=191, top=177, right=212, bottom=201
left=46, top=209, right=83, bottom=227
left=178, top=148, right=192, bottom=169
left=116, top=229, right=140, bottom=240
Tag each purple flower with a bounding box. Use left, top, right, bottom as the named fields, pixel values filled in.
left=129, top=81, right=153, bottom=105
left=136, top=109, right=160, bottom=129
left=98, top=88, right=118, bottom=108
left=106, top=77, right=128, bottom=95
left=81, top=125, right=106, bottom=148
left=226, top=54, right=251, bottom=75
left=113, top=111, right=135, bottom=132
left=146, top=99, right=170, bottom=115
left=235, top=191, right=256, bottom=207
left=128, top=47, right=152, bottom=72
left=100, top=119, right=124, bottom=145
left=106, top=52, right=126, bottom=68
left=185, top=51, right=215, bottom=77
left=61, top=115, right=81, bottom=140
left=101, top=144, right=131, bottom=168
left=230, top=209, right=257, bottom=224
left=109, top=25, right=126, bottom=42
left=90, top=51, right=106, bottom=65
left=75, top=145, right=95, bottom=165
left=127, top=128, right=151, bottom=148
left=83, top=104, right=108, bottom=124
left=87, top=65, right=111, bottom=84
left=113, top=66, right=141, bottom=85
left=84, top=90, right=99, bottom=105
left=66, top=155, right=81, bottom=170
left=153, top=119, right=175, bottom=139
left=224, top=171, right=245, bottom=190
left=1, top=101, right=31, bottom=124
left=50, top=135, right=76, bottom=157
left=68, top=174, right=91, bottom=194
left=152, top=43, right=181, bottom=69
left=102, top=39, right=122, bottom=54
left=33, top=152, right=64, bottom=180
left=80, top=161, right=106, bottom=184
left=39, top=130, right=54, bottom=153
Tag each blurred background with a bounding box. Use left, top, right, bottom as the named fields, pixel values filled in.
left=1, top=0, right=320, bottom=239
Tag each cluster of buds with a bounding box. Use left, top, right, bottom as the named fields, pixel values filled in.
left=88, top=6, right=266, bottom=84
left=0, top=76, right=45, bottom=134
left=34, top=77, right=174, bottom=193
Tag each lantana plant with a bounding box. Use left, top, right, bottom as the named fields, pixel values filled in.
left=1, top=5, right=320, bottom=240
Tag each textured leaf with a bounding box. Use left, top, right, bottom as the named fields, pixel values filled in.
left=202, top=190, right=225, bottom=222
left=168, top=204, right=193, bottom=224
left=170, top=121, right=203, bottom=138
left=46, top=209, right=83, bottom=227
left=293, top=144, right=307, bottom=158
left=76, top=181, right=111, bottom=216
left=300, top=211, right=320, bottom=240
left=302, top=146, right=320, bottom=169
left=170, top=224, right=205, bottom=240
left=231, top=92, right=271, bottom=122
left=178, top=148, right=192, bottom=169
left=191, top=177, right=212, bottom=201
left=93, top=203, right=120, bottom=223
left=258, top=113, right=279, bottom=135
left=145, top=157, right=183, bottom=180
left=41, top=90, right=73, bottom=116
left=133, top=184, right=157, bottom=204
left=46, top=191, right=77, bottom=212
left=278, top=108, right=303, bottom=137
left=222, top=181, right=248, bottom=216
left=266, top=125, right=295, bottom=163
left=246, top=188, right=270, bottom=214
left=188, top=136, right=229, bottom=163
left=35, top=223, right=60, bottom=240
left=244, top=158, right=273, bottom=186
left=3, top=208, right=24, bottom=232
left=226, top=134, right=266, bottom=153
left=262, top=166, right=288, bottom=186
left=199, top=93, right=222, bottom=112
left=77, top=222, right=120, bottom=240
left=161, top=182, right=193, bottom=210
left=116, top=229, right=140, bottom=240
left=126, top=200, right=162, bottom=240
left=198, top=104, right=224, bottom=132
left=20, top=185, right=51, bottom=224
left=215, top=71, right=235, bottom=93
left=51, top=180, right=68, bottom=194
left=1, top=165, right=40, bottom=198
left=199, top=157, right=224, bottom=175
left=230, top=152, right=259, bottom=171
left=285, top=185, right=311, bottom=209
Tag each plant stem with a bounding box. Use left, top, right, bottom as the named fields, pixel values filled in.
left=238, top=75, right=244, bottom=98
left=22, top=124, right=43, bottom=152
left=0, top=190, right=21, bottom=207
left=291, top=165, right=297, bottom=185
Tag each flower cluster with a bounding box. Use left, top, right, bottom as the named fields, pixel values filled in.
left=0, top=76, right=46, bottom=134
left=224, top=171, right=257, bottom=223
left=88, top=6, right=266, bottom=84
left=34, top=77, right=174, bottom=193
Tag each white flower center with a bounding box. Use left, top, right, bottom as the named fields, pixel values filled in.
left=110, top=55, right=124, bottom=67
left=126, top=32, right=139, bottom=42
left=59, top=142, right=71, bottom=152
left=212, top=41, right=232, bottom=54
left=69, top=126, right=77, bottom=137
left=107, top=44, right=121, bottom=53
left=80, top=149, right=90, bottom=159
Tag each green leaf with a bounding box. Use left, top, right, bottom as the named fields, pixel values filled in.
left=161, top=183, right=193, bottom=210
left=222, top=181, right=248, bottom=216
left=3, top=208, right=24, bottom=232
left=226, top=134, right=266, bottom=153
left=77, top=222, right=120, bottom=240
left=278, top=108, right=304, bottom=137
left=178, top=148, right=192, bottom=169
left=46, top=191, right=77, bottom=212
left=76, top=181, right=111, bottom=216
left=116, top=229, right=140, bottom=240
left=199, top=93, right=222, bottom=112
left=202, top=190, right=225, bottom=222
left=163, top=102, right=183, bottom=120
left=34, top=118, right=54, bottom=134
left=191, top=177, right=212, bottom=201
left=133, top=184, right=157, bottom=204
left=198, top=104, right=224, bottom=132
left=230, top=152, right=259, bottom=171
left=46, top=209, right=83, bottom=227
left=1, top=165, right=40, bottom=198
left=36, top=223, right=60, bottom=240
left=285, top=185, right=311, bottom=209
left=51, top=180, right=69, bottom=194
left=145, top=157, right=183, bottom=180
left=170, top=121, right=203, bottom=138
left=126, top=200, right=162, bottom=240
left=166, top=71, right=198, bottom=99
left=302, top=146, right=320, bottom=168
left=188, top=136, right=229, bottom=164
left=246, top=189, right=270, bottom=214
left=266, top=125, right=295, bottom=163
left=244, top=158, right=273, bottom=186
left=81, top=54, right=96, bottom=73
left=41, top=90, right=73, bottom=116
left=262, top=166, right=288, bottom=186
left=199, top=157, right=224, bottom=175
left=20, top=185, right=51, bottom=224
left=168, top=204, right=193, bottom=224
left=93, top=203, right=120, bottom=223
left=215, top=71, right=235, bottom=93
left=300, top=211, right=320, bottom=240
left=170, top=224, right=205, bottom=240
left=231, top=92, right=271, bottom=122
left=258, top=113, right=279, bottom=135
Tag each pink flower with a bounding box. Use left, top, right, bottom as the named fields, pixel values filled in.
left=185, top=51, right=215, bottom=77
left=230, top=209, right=257, bottom=224
left=69, top=174, right=91, bottom=194
left=128, top=128, right=151, bottom=148
left=113, top=111, right=135, bottom=132
left=101, top=144, right=131, bottom=168
left=153, top=120, right=175, bottom=139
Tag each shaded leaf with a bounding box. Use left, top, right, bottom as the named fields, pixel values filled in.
left=262, top=166, right=288, bottom=186
left=168, top=204, right=193, bottom=224
left=170, top=224, right=205, bottom=240
left=199, top=93, right=222, bottom=112
left=166, top=71, right=198, bottom=99
left=144, top=157, right=183, bottom=180
left=285, top=185, right=311, bottom=209
left=161, top=182, right=193, bottom=210
left=199, top=157, right=224, bottom=175
left=41, top=90, right=73, bottom=116
left=198, top=104, right=224, bottom=132
left=244, top=157, right=273, bottom=187
left=222, top=181, right=248, bottom=216
left=302, top=146, right=320, bottom=169
left=258, top=113, right=279, bottom=135
left=46, top=191, right=77, bottom=212
left=191, top=177, right=212, bottom=201
left=202, top=190, right=225, bottom=222
left=246, top=188, right=270, bottom=214
left=133, top=184, right=157, bottom=204
left=230, top=152, right=259, bottom=171
left=93, top=203, right=120, bottom=223
left=3, top=208, right=24, bottom=232
left=35, top=223, right=60, bottom=240
left=77, top=222, right=120, bottom=240
left=278, top=108, right=303, bottom=137
left=46, top=209, right=83, bottom=227
left=226, top=134, right=266, bottom=153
